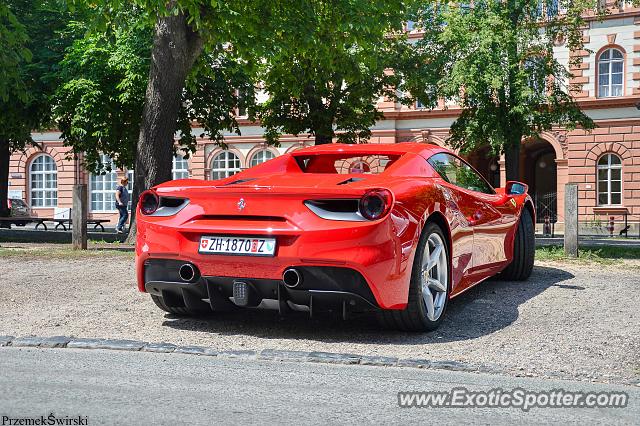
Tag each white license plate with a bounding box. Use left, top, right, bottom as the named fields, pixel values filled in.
left=198, top=236, right=276, bottom=256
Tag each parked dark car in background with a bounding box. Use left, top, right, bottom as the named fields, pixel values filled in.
left=8, top=199, right=31, bottom=226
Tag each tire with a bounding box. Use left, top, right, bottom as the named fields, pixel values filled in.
left=150, top=294, right=201, bottom=316
left=498, top=207, right=535, bottom=281
left=378, top=222, right=450, bottom=332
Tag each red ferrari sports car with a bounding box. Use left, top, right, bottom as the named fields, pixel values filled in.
left=136, top=143, right=534, bottom=331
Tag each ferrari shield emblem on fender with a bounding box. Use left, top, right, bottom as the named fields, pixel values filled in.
left=237, top=198, right=246, bottom=211
left=510, top=198, right=517, bottom=208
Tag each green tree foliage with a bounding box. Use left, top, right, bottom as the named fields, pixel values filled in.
left=400, top=0, right=597, bottom=180
left=54, top=16, right=151, bottom=173
left=67, top=0, right=413, bottom=239
left=181, top=47, right=255, bottom=150
left=54, top=11, right=254, bottom=174
left=0, top=3, right=30, bottom=103
left=64, top=0, right=281, bottom=241
left=255, top=0, right=412, bottom=145
left=0, top=1, right=72, bottom=218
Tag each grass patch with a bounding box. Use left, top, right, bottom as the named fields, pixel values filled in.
left=0, top=246, right=134, bottom=259
left=535, top=245, right=640, bottom=264
left=89, top=239, right=126, bottom=246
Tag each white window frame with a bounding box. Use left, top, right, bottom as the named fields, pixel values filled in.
left=126, top=169, right=134, bottom=210
left=210, top=151, right=242, bottom=180
left=90, top=155, right=118, bottom=213
left=525, top=57, right=546, bottom=97
left=546, top=0, right=559, bottom=17
left=29, top=154, right=58, bottom=208
left=237, top=89, right=249, bottom=118
left=172, top=155, right=189, bottom=180
left=249, top=149, right=276, bottom=167
left=597, top=153, right=622, bottom=206
left=597, top=48, right=624, bottom=98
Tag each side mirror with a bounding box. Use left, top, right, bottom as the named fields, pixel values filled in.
left=505, top=181, right=528, bottom=195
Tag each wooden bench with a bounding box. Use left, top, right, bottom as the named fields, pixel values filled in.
left=0, top=217, right=55, bottom=230
left=0, top=217, right=110, bottom=232
left=49, top=208, right=111, bottom=232
left=89, top=219, right=110, bottom=232
left=53, top=219, right=110, bottom=232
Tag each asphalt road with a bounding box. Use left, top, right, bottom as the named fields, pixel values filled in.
left=0, top=348, right=637, bottom=425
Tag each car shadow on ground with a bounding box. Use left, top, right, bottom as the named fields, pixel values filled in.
left=161, top=265, right=575, bottom=345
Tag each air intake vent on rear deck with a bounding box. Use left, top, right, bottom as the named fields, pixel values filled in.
left=337, top=177, right=364, bottom=185
left=223, top=178, right=257, bottom=186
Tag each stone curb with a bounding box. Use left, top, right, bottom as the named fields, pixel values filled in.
left=142, top=342, right=177, bottom=353
left=173, top=346, right=207, bottom=355
left=308, top=351, right=360, bottom=365
left=258, top=349, right=309, bottom=362
left=0, top=336, right=14, bottom=347
left=0, top=335, right=486, bottom=374
left=10, top=336, right=71, bottom=348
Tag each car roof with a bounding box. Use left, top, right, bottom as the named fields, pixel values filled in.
left=290, top=142, right=448, bottom=158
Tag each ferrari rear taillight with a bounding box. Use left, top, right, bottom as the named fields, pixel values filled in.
left=359, top=189, right=392, bottom=221
left=140, top=190, right=159, bottom=215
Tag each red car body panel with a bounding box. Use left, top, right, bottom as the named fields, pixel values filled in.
left=136, top=143, right=533, bottom=310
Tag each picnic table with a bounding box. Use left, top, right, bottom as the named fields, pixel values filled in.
left=0, top=217, right=110, bottom=232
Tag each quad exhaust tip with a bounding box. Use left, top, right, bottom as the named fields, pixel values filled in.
left=179, top=263, right=197, bottom=282
left=282, top=268, right=303, bottom=288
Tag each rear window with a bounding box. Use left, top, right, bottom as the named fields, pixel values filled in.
left=294, top=154, right=401, bottom=174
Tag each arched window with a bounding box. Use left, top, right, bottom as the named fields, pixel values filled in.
left=249, top=149, right=275, bottom=167
left=349, top=161, right=370, bottom=174
left=29, top=154, right=58, bottom=207
left=210, top=151, right=241, bottom=180
left=597, top=48, right=623, bottom=98
left=597, top=153, right=622, bottom=206
left=172, top=154, right=189, bottom=180
left=90, top=154, right=118, bottom=212
left=525, top=56, right=546, bottom=97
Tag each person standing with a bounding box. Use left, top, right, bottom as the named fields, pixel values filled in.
left=115, top=177, right=130, bottom=233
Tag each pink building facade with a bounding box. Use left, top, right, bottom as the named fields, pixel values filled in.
left=8, top=5, right=640, bottom=234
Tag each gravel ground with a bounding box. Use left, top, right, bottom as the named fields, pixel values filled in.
left=1, top=246, right=638, bottom=385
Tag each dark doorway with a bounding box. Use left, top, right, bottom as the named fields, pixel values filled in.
left=521, top=138, right=557, bottom=223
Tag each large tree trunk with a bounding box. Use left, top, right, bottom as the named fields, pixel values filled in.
left=0, top=140, right=10, bottom=227
left=315, top=133, right=333, bottom=145
left=306, top=87, right=334, bottom=146
left=504, top=3, right=522, bottom=184
left=504, top=141, right=521, bottom=182
left=125, top=12, right=203, bottom=244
